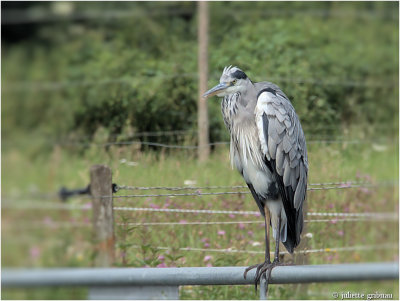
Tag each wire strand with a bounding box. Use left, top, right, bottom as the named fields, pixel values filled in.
left=126, top=243, right=398, bottom=256
left=6, top=216, right=397, bottom=231
left=111, top=183, right=391, bottom=198
left=117, top=181, right=377, bottom=191
left=113, top=207, right=398, bottom=220
left=3, top=180, right=396, bottom=202
left=116, top=216, right=397, bottom=227
left=3, top=200, right=397, bottom=221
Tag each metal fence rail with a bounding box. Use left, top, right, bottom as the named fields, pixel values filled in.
left=2, top=263, right=398, bottom=300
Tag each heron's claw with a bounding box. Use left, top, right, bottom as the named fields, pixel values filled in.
left=255, top=260, right=284, bottom=284
left=244, top=260, right=286, bottom=296
left=243, top=263, right=262, bottom=280
left=243, top=261, right=271, bottom=292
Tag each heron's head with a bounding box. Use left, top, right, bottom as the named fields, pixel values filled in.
left=203, top=66, right=249, bottom=98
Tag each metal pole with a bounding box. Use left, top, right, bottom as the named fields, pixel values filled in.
left=2, top=263, right=398, bottom=287
left=259, top=275, right=267, bottom=300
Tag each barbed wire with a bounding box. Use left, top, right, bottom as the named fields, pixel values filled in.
left=4, top=74, right=396, bottom=93
left=5, top=231, right=397, bottom=258
left=113, top=207, right=398, bottom=220
left=62, top=138, right=397, bottom=148
left=118, top=185, right=248, bottom=191
left=116, top=216, right=398, bottom=227
left=306, top=212, right=398, bottom=218
left=4, top=131, right=397, bottom=155
left=56, top=140, right=229, bottom=149
left=3, top=201, right=397, bottom=221
left=4, top=139, right=394, bottom=150
left=5, top=215, right=397, bottom=231
left=116, top=180, right=383, bottom=191
left=3, top=179, right=396, bottom=205
left=111, top=183, right=391, bottom=199
left=126, top=243, right=398, bottom=256
left=5, top=125, right=396, bottom=144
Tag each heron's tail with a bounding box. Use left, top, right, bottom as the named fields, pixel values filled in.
left=282, top=207, right=304, bottom=254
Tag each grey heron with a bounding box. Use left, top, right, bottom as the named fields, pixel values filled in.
left=203, top=66, right=308, bottom=294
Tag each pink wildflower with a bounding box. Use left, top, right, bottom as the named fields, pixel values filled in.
left=30, top=246, right=40, bottom=260
left=43, top=216, right=54, bottom=228
left=238, top=223, right=245, bottom=229
left=149, top=203, right=160, bottom=209
left=339, top=182, right=351, bottom=188
left=247, top=230, right=254, bottom=237
left=158, top=255, right=165, bottom=261
left=229, top=214, right=235, bottom=219
left=217, top=230, right=226, bottom=236
left=360, top=187, right=371, bottom=194
left=204, top=243, right=210, bottom=248
left=82, top=202, right=92, bottom=210
left=204, top=255, right=213, bottom=262
left=179, top=220, right=187, bottom=224
left=206, top=263, right=213, bottom=267
left=337, top=230, right=344, bottom=236
left=157, top=263, right=167, bottom=268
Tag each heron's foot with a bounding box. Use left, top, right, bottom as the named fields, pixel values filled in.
left=243, top=261, right=268, bottom=280
left=244, top=260, right=288, bottom=295
left=255, top=259, right=286, bottom=285
left=243, top=261, right=271, bottom=292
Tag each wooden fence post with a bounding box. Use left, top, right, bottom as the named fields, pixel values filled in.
left=197, top=0, right=210, bottom=162
left=90, top=164, right=115, bottom=267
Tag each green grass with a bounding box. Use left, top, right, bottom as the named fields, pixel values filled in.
left=2, top=138, right=399, bottom=299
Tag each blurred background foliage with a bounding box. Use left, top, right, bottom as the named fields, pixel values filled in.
left=2, top=3, right=399, bottom=299
left=2, top=1, right=399, bottom=155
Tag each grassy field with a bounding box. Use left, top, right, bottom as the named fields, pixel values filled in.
left=2, top=136, right=399, bottom=299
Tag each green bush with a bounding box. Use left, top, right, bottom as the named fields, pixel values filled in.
left=2, top=2, right=398, bottom=150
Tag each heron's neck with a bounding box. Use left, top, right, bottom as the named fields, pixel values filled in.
left=239, top=80, right=257, bottom=108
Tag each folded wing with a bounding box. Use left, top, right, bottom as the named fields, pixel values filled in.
left=255, top=84, right=308, bottom=253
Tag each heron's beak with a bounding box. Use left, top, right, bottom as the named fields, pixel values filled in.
left=202, top=82, right=229, bottom=98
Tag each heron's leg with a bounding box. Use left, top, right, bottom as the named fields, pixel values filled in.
left=243, top=208, right=273, bottom=294
left=265, top=208, right=271, bottom=262
left=256, top=213, right=283, bottom=288
left=243, top=208, right=271, bottom=280
left=273, top=213, right=281, bottom=263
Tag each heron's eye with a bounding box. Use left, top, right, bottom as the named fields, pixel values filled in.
left=232, top=79, right=237, bottom=85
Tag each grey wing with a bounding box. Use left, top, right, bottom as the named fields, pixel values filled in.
left=255, top=84, right=308, bottom=250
